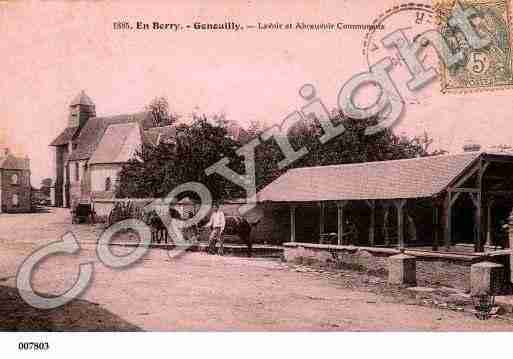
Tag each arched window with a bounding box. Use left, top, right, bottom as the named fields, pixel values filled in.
left=105, top=177, right=112, bottom=191
left=11, top=174, right=18, bottom=185
left=12, top=194, right=19, bottom=206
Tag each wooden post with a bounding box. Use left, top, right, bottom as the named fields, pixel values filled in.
left=319, top=202, right=325, bottom=243
left=486, top=197, right=494, bottom=247
left=383, top=203, right=390, bottom=247
left=290, top=205, right=296, bottom=243
left=509, top=212, right=513, bottom=283
left=469, top=192, right=482, bottom=252
left=475, top=192, right=482, bottom=252
left=444, top=192, right=452, bottom=251
left=475, top=159, right=489, bottom=252
left=394, top=199, right=407, bottom=250
left=337, top=201, right=347, bottom=245
left=432, top=204, right=439, bottom=251
left=365, top=200, right=376, bottom=246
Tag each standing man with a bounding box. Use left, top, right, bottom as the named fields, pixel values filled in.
left=205, top=202, right=226, bottom=255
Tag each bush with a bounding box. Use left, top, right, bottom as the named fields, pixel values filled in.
left=107, top=201, right=146, bottom=227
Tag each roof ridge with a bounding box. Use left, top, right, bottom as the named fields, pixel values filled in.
left=146, top=124, right=176, bottom=131
left=68, top=111, right=153, bottom=161
left=104, top=121, right=139, bottom=128
left=91, top=111, right=150, bottom=121
left=258, top=150, right=484, bottom=202
left=288, top=152, right=482, bottom=172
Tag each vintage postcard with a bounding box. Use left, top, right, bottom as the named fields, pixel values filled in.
left=2, top=0, right=513, bottom=357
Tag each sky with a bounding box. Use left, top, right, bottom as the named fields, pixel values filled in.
left=2, top=0, right=513, bottom=187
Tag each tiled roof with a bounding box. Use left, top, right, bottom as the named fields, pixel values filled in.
left=0, top=154, right=30, bottom=170
left=49, top=126, right=79, bottom=146
left=257, top=152, right=483, bottom=202
left=89, top=122, right=141, bottom=165
left=68, top=112, right=153, bottom=161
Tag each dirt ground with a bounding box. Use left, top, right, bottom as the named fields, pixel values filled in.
left=1, top=208, right=513, bottom=331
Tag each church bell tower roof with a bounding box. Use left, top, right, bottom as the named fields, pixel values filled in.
left=70, top=90, right=95, bottom=107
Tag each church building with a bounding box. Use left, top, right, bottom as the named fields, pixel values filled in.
left=50, top=91, right=175, bottom=207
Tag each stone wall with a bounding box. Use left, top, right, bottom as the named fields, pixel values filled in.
left=415, top=258, right=473, bottom=291
left=284, top=244, right=392, bottom=276
left=283, top=243, right=480, bottom=290
left=53, top=145, right=68, bottom=207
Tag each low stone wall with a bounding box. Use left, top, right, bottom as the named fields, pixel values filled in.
left=283, top=243, right=487, bottom=290
left=415, top=258, right=473, bottom=290
left=283, top=243, right=395, bottom=276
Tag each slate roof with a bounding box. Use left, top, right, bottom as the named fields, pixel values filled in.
left=0, top=154, right=30, bottom=170
left=67, top=112, right=153, bottom=161
left=89, top=122, right=141, bottom=165
left=49, top=126, right=80, bottom=146
left=257, top=152, right=484, bottom=202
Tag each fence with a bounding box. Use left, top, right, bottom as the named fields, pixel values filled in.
left=91, top=197, right=272, bottom=243
left=92, top=198, right=196, bottom=222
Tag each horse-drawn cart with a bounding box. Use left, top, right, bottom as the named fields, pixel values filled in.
left=71, top=203, right=96, bottom=224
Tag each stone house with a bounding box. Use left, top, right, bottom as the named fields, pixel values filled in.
left=0, top=149, right=31, bottom=213
left=49, top=91, right=176, bottom=207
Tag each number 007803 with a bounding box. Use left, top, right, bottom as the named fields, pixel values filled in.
left=18, top=342, right=50, bottom=350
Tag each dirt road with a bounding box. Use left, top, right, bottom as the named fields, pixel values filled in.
left=1, top=208, right=512, bottom=331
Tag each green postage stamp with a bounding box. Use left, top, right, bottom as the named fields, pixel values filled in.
left=437, top=0, right=513, bottom=92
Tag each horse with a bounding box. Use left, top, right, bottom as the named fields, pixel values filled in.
left=143, top=207, right=190, bottom=244
left=137, top=205, right=260, bottom=256
left=181, top=211, right=259, bottom=256
left=145, top=210, right=169, bottom=244
left=218, top=216, right=260, bottom=257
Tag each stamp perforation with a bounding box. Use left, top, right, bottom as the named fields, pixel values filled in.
left=437, top=0, right=513, bottom=94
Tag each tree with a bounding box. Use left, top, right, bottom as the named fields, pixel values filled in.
left=146, top=97, right=177, bottom=127
left=409, top=131, right=448, bottom=156
left=117, top=115, right=244, bottom=200
left=117, top=109, right=446, bottom=201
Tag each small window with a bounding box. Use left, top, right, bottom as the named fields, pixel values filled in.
left=105, top=177, right=112, bottom=191
left=12, top=194, right=19, bottom=207
left=11, top=174, right=18, bottom=185
left=75, top=162, right=80, bottom=182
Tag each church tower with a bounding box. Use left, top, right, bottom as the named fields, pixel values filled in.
left=68, top=90, right=96, bottom=128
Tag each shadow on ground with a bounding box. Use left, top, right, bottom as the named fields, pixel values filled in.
left=0, top=285, right=141, bottom=331
left=30, top=206, right=52, bottom=214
